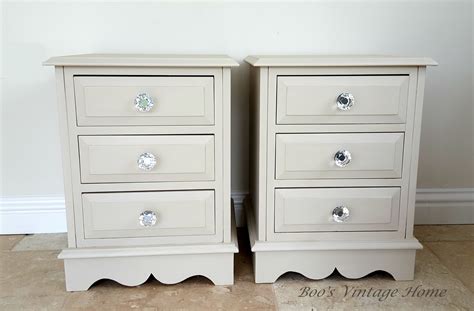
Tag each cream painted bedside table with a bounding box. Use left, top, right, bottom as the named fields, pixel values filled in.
left=245, top=55, right=436, bottom=282
left=44, top=54, right=239, bottom=291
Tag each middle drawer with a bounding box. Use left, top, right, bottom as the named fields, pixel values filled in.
left=275, top=133, right=404, bottom=180
left=79, top=135, right=215, bottom=183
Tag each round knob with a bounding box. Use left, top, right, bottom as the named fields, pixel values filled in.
left=137, top=152, right=157, bottom=171
left=134, top=93, right=154, bottom=112
left=336, top=93, right=354, bottom=111
left=334, top=149, right=351, bottom=167
left=139, top=210, right=157, bottom=227
left=332, top=206, right=350, bottom=223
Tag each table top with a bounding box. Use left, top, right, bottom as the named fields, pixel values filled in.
left=44, top=54, right=239, bottom=67
left=245, top=55, right=437, bottom=67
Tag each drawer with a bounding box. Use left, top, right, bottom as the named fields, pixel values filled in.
left=275, top=187, right=400, bottom=232
left=277, top=75, right=409, bottom=124
left=74, top=76, right=214, bottom=126
left=82, top=190, right=215, bottom=239
left=275, top=133, right=404, bottom=180
left=79, top=135, right=214, bottom=183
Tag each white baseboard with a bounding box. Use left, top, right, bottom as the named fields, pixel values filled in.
left=414, top=188, right=474, bottom=224
left=0, top=196, right=67, bottom=234
left=1, top=188, right=473, bottom=234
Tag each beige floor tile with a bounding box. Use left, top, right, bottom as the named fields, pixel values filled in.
left=272, top=247, right=474, bottom=310
left=4, top=227, right=474, bottom=310
left=62, top=270, right=275, bottom=311
left=0, top=230, right=276, bottom=310
left=0, top=250, right=65, bottom=298
left=12, top=233, right=67, bottom=251
left=0, top=295, right=66, bottom=311
left=414, top=225, right=474, bottom=242
left=0, top=235, right=24, bottom=251
left=425, top=241, right=474, bottom=293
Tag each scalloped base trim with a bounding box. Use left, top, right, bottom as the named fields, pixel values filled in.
left=62, top=251, right=236, bottom=291
left=253, top=248, right=417, bottom=283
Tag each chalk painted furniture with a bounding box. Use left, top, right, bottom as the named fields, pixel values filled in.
left=245, top=55, right=437, bottom=283
left=44, top=54, right=239, bottom=291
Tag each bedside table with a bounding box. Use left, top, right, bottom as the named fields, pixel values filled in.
left=245, top=55, right=436, bottom=282
left=44, top=54, right=239, bottom=291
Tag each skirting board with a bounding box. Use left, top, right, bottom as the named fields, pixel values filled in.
left=414, top=188, right=474, bottom=224
left=0, top=196, right=67, bottom=234
left=0, top=189, right=473, bottom=234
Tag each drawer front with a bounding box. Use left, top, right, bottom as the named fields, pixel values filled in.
left=277, top=75, right=409, bottom=124
left=275, top=187, right=400, bottom=232
left=82, top=190, right=215, bottom=239
left=79, top=135, right=214, bottom=183
left=74, top=76, right=214, bottom=126
left=275, top=133, right=404, bottom=180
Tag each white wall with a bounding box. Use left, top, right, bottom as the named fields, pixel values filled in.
left=1, top=1, right=473, bottom=230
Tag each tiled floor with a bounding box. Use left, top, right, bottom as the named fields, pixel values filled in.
left=1, top=226, right=473, bottom=310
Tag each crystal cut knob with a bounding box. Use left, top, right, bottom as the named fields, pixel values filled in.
left=134, top=93, right=154, bottom=112
left=139, top=210, right=157, bottom=227
left=336, top=92, right=354, bottom=111
left=137, top=152, right=157, bottom=171
left=334, top=149, right=351, bottom=167
left=332, top=206, right=350, bottom=223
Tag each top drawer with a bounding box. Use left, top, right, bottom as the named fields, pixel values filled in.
left=74, top=76, right=214, bottom=126
left=277, top=75, right=409, bottom=124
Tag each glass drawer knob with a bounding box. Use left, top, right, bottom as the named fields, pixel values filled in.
left=134, top=93, right=154, bottom=112
left=334, top=149, right=351, bottom=167
left=137, top=152, right=157, bottom=171
left=332, top=206, right=350, bottom=223
left=336, top=92, right=354, bottom=111
left=139, top=210, right=157, bottom=227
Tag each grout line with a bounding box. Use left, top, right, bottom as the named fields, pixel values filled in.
left=0, top=235, right=27, bottom=252
left=270, top=283, right=279, bottom=311
left=10, top=236, right=27, bottom=251
left=422, top=241, right=474, bottom=295
left=415, top=239, right=474, bottom=244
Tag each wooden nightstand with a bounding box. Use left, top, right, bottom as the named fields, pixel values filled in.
left=245, top=55, right=436, bottom=282
left=45, top=54, right=239, bottom=291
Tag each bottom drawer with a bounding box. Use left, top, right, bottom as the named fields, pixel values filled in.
left=82, top=190, right=215, bottom=239
left=274, top=187, right=400, bottom=233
